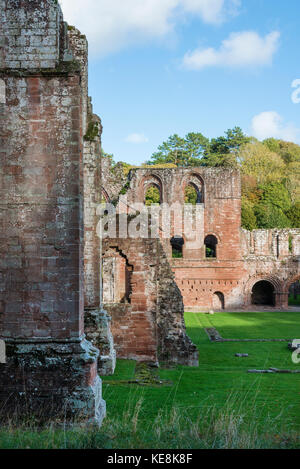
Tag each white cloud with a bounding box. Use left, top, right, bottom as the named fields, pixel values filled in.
left=251, top=111, right=300, bottom=142
left=183, top=30, right=280, bottom=70
left=59, top=0, right=240, bottom=57
left=125, top=133, right=149, bottom=144
left=181, top=0, right=240, bottom=24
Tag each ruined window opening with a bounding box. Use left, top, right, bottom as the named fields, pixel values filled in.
left=102, top=250, right=133, bottom=304
left=171, top=236, right=184, bottom=259
left=289, top=280, right=300, bottom=306
left=205, top=235, right=218, bottom=258
left=213, top=292, right=225, bottom=310
left=184, top=183, right=203, bottom=205
left=276, top=235, right=280, bottom=258
left=145, top=184, right=161, bottom=206
left=0, top=80, right=5, bottom=104
left=251, top=281, right=275, bottom=306
left=289, top=235, right=293, bottom=254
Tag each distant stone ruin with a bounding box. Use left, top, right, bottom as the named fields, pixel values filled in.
left=100, top=163, right=300, bottom=314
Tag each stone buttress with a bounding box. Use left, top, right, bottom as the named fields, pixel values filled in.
left=0, top=0, right=105, bottom=423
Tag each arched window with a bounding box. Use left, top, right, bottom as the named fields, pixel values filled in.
left=213, top=292, right=225, bottom=310
left=103, top=249, right=133, bottom=304
left=205, top=235, right=218, bottom=258
left=145, top=184, right=161, bottom=206
left=101, top=189, right=110, bottom=204
left=170, top=236, right=184, bottom=258
left=251, top=281, right=275, bottom=306
left=184, top=183, right=203, bottom=205
left=0, top=79, right=5, bottom=104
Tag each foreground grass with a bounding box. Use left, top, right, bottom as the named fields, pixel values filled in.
left=0, top=312, right=299, bottom=449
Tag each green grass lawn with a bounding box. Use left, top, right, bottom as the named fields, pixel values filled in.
left=102, top=312, right=300, bottom=437
left=0, top=312, right=299, bottom=449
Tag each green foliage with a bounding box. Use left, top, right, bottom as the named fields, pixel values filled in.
left=147, top=133, right=209, bottom=167
left=263, top=138, right=300, bottom=163
left=184, top=184, right=198, bottom=205
left=289, top=294, right=300, bottom=306
left=205, top=246, right=215, bottom=258
left=210, top=127, right=251, bottom=157
left=286, top=203, right=300, bottom=228
left=240, top=142, right=285, bottom=184
left=172, top=248, right=183, bottom=259
left=241, top=197, right=257, bottom=230
left=260, top=182, right=292, bottom=212
left=84, top=121, right=99, bottom=141
left=145, top=185, right=161, bottom=206
left=254, top=204, right=291, bottom=229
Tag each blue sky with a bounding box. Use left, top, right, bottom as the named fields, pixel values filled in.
left=60, top=0, right=300, bottom=165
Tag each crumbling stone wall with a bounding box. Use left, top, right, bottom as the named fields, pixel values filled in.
left=102, top=228, right=198, bottom=366
left=241, top=229, right=300, bottom=308
left=102, top=164, right=299, bottom=311
left=0, top=0, right=105, bottom=423
left=101, top=156, right=127, bottom=203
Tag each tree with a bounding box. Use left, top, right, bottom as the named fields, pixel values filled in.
left=202, top=127, right=250, bottom=167
left=254, top=204, right=291, bottom=229
left=239, top=142, right=285, bottom=184
left=185, top=185, right=198, bottom=204
left=263, top=138, right=300, bottom=163
left=145, top=185, right=161, bottom=206
left=147, top=133, right=209, bottom=167
left=241, top=197, right=257, bottom=230
left=286, top=161, right=300, bottom=203
left=259, top=182, right=291, bottom=212
left=287, top=202, right=300, bottom=228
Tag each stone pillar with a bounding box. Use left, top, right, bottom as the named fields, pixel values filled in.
left=0, top=0, right=105, bottom=424
left=68, top=24, right=116, bottom=375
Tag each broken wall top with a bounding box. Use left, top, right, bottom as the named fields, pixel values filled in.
left=0, top=0, right=72, bottom=70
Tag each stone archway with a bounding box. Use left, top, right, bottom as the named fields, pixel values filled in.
left=182, top=173, right=204, bottom=204
left=139, top=174, right=163, bottom=205
left=251, top=280, right=275, bottom=306
left=213, top=292, right=225, bottom=310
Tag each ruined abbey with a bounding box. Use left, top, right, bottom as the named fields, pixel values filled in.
left=0, top=0, right=299, bottom=425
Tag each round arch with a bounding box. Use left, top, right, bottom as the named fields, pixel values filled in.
left=204, top=233, right=219, bottom=258
left=101, top=188, right=111, bottom=203
left=139, top=174, right=163, bottom=205
left=182, top=172, right=204, bottom=204
left=213, top=292, right=225, bottom=310
left=245, top=275, right=282, bottom=307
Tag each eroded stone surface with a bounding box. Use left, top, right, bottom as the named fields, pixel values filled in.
left=0, top=0, right=106, bottom=424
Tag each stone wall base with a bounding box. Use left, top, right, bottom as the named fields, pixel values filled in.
left=158, top=333, right=199, bottom=367
left=85, top=308, right=116, bottom=376
left=0, top=338, right=106, bottom=426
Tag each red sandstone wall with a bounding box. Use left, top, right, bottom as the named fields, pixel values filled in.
left=112, top=167, right=300, bottom=310
left=0, top=73, right=86, bottom=339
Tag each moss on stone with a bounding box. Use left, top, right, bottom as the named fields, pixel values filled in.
left=84, top=121, right=99, bottom=141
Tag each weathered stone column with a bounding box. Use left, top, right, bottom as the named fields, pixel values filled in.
left=67, top=27, right=116, bottom=376
left=0, top=0, right=105, bottom=424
